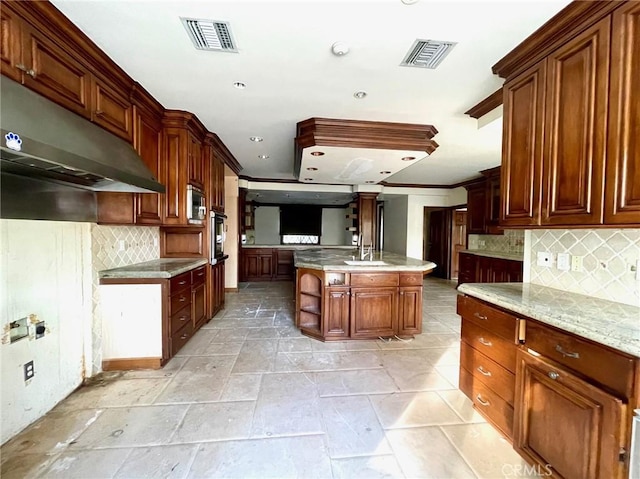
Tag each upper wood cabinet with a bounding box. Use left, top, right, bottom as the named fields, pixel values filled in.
left=499, top=2, right=639, bottom=227
left=1, top=6, right=22, bottom=82
left=91, top=76, right=133, bottom=142
left=465, top=167, right=503, bottom=235
left=465, top=181, right=486, bottom=234
left=188, top=131, right=205, bottom=190
left=604, top=2, right=640, bottom=225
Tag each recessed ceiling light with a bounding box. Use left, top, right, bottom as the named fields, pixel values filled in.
left=365, top=181, right=376, bottom=184
left=233, top=81, right=246, bottom=89
left=331, top=42, right=350, bottom=56
left=310, top=151, right=325, bottom=156
left=353, top=91, right=367, bottom=99
left=258, top=154, right=269, bottom=159
left=303, top=178, right=314, bottom=181
left=401, top=0, right=419, bottom=4
left=306, top=167, right=318, bottom=171
left=401, top=156, right=416, bottom=161
left=380, top=171, right=391, bottom=174
left=249, top=136, right=263, bottom=142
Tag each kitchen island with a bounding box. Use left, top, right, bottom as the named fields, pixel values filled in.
left=293, top=249, right=436, bottom=341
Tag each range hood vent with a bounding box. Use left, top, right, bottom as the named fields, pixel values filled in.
left=0, top=78, right=165, bottom=194
left=181, top=18, right=238, bottom=52
left=400, top=39, right=457, bottom=69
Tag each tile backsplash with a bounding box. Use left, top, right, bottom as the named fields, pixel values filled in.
left=468, top=230, right=525, bottom=255
left=90, top=225, right=159, bottom=373
left=528, top=229, right=640, bottom=307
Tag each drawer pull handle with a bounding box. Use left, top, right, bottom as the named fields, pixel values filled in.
left=477, top=366, right=492, bottom=377
left=198, top=272, right=205, bottom=276
left=180, top=334, right=188, bottom=340
left=548, top=371, right=559, bottom=380
left=179, top=280, right=187, bottom=285
left=555, top=345, right=580, bottom=359
left=95, top=110, right=104, bottom=116
left=474, top=312, right=488, bottom=320
left=476, top=394, right=490, bottom=407
left=179, top=297, right=187, bottom=302
left=478, top=337, right=492, bottom=347
left=179, top=316, right=187, bottom=321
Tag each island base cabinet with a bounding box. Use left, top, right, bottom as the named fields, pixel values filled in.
left=513, top=349, right=627, bottom=479
left=398, top=286, right=422, bottom=336
left=350, top=287, right=398, bottom=339
left=323, top=287, right=349, bottom=339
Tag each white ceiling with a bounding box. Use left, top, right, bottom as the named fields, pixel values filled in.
left=52, top=0, right=571, bottom=187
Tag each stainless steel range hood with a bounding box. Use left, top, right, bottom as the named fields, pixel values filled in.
left=0, top=77, right=165, bottom=193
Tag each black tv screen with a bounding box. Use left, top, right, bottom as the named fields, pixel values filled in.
left=279, top=205, right=322, bottom=236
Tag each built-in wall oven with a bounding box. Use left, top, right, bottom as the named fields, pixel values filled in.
left=210, top=211, right=226, bottom=264
left=187, top=185, right=206, bottom=225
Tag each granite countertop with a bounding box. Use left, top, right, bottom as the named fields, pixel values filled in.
left=294, top=248, right=437, bottom=272
left=243, top=245, right=354, bottom=250
left=461, top=250, right=524, bottom=261
left=99, top=258, right=209, bottom=280
left=457, top=282, right=640, bottom=357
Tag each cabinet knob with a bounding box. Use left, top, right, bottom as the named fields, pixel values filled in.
left=179, top=316, right=187, bottom=321
left=179, top=280, right=187, bottom=285
left=548, top=371, right=560, bottom=380
left=95, top=109, right=104, bottom=116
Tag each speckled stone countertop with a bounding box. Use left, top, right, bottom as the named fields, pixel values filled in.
left=460, top=250, right=524, bottom=261
left=458, top=283, right=640, bottom=357
left=294, top=248, right=437, bottom=272
left=243, top=245, right=354, bottom=250
left=99, top=258, right=208, bottom=280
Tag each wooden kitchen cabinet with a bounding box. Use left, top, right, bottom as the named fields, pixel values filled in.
left=91, top=76, right=133, bottom=142
left=274, top=249, right=294, bottom=280
left=0, top=6, right=22, bottom=82
left=191, top=265, right=207, bottom=329
left=188, top=131, right=205, bottom=191
left=210, top=260, right=225, bottom=318
left=323, top=286, right=350, bottom=339
left=242, top=248, right=275, bottom=281
left=465, top=181, right=487, bottom=234
left=296, top=268, right=324, bottom=339
left=457, top=252, right=523, bottom=286
left=497, top=1, right=640, bottom=228
left=398, top=286, right=422, bottom=336
left=604, top=2, right=640, bottom=225
left=350, top=287, right=398, bottom=339
left=465, top=167, right=503, bottom=235
left=514, top=349, right=626, bottom=479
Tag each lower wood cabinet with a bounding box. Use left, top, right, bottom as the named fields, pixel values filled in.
left=242, top=248, right=294, bottom=281
left=296, top=269, right=423, bottom=341
left=457, top=252, right=523, bottom=286
left=457, top=294, right=638, bottom=479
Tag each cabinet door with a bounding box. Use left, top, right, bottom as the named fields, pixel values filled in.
left=162, top=128, right=188, bottom=224
left=350, top=287, right=397, bottom=339
left=0, top=5, right=22, bottom=82
left=466, top=183, right=487, bottom=234
left=91, top=76, right=133, bottom=142
left=217, top=262, right=225, bottom=310
left=457, top=252, right=477, bottom=286
left=398, top=286, right=422, bottom=336
left=485, top=172, right=503, bottom=234
left=243, top=250, right=274, bottom=281
left=514, top=349, right=626, bottom=479
left=192, top=282, right=206, bottom=330
left=323, top=287, right=349, bottom=339
left=188, top=132, right=204, bottom=190
left=134, top=109, right=162, bottom=224
left=501, top=61, right=546, bottom=227
left=604, top=2, right=640, bottom=225
left=21, top=23, right=91, bottom=118
left=542, top=17, right=610, bottom=225
left=274, top=249, right=294, bottom=280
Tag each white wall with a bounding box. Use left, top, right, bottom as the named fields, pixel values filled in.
left=383, top=196, right=408, bottom=255
left=321, top=208, right=348, bottom=245
left=1, top=220, right=92, bottom=444
left=254, top=206, right=280, bottom=244
left=224, top=172, right=239, bottom=289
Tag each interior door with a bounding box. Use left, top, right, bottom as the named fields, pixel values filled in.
left=426, top=209, right=452, bottom=279
left=450, top=211, right=467, bottom=280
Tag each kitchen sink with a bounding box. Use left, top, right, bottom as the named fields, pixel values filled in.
left=343, top=260, right=388, bottom=266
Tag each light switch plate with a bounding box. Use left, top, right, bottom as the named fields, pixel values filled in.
left=537, top=252, right=553, bottom=267
left=557, top=253, right=570, bottom=271
left=571, top=255, right=584, bottom=272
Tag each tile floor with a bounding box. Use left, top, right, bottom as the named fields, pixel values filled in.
left=1, top=278, right=534, bottom=479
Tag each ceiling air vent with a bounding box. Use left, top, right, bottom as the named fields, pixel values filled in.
left=400, top=39, right=456, bottom=69
left=181, top=18, right=238, bottom=52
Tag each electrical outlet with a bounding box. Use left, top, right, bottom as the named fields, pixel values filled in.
left=557, top=253, right=571, bottom=271
left=537, top=252, right=553, bottom=267
left=24, top=360, right=34, bottom=381
left=571, top=255, right=584, bottom=272
left=117, top=240, right=126, bottom=252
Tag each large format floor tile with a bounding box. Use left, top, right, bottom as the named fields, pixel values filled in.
left=1, top=278, right=524, bottom=478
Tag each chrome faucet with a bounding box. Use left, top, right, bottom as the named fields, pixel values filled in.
left=360, top=242, right=373, bottom=261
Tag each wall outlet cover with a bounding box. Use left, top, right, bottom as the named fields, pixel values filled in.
left=557, top=253, right=571, bottom=271
left=537, top=252, right=553, bottom=267
left=571, top=255, right=584, bottom=272
left=24, top=360, right=34, bottom=381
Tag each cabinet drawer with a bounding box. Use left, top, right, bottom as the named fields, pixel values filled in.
left=461, top=320, right=517, bottom=373
left=170, top=290, right=191, bottom=316
left=191, top=265, right=207, bottom=286
left=460, top=342, right=515, bottom=405
left=457, top=295, right=520, bottom=342
left=170, top=304, right=191, bottom=335
left=399, top=273, right=422, bottom=286
left=171, top=320, right=193, bottom=355
left=170, top=271, right=191, bottom=293
left=351, top=273, right=399, bottom=287
left=524, top=321, right=635, bottom=398
left=460, top=367, right=514, bottom=440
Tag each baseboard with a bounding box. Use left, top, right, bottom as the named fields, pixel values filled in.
left=225, top=287, right=239, bottom=293
left=102, top=357, right=162, bottom=371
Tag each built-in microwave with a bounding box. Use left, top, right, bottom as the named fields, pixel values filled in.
left=210, top=211, right=226, bottom=264
left=187, top=185, right=206, bottom=224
